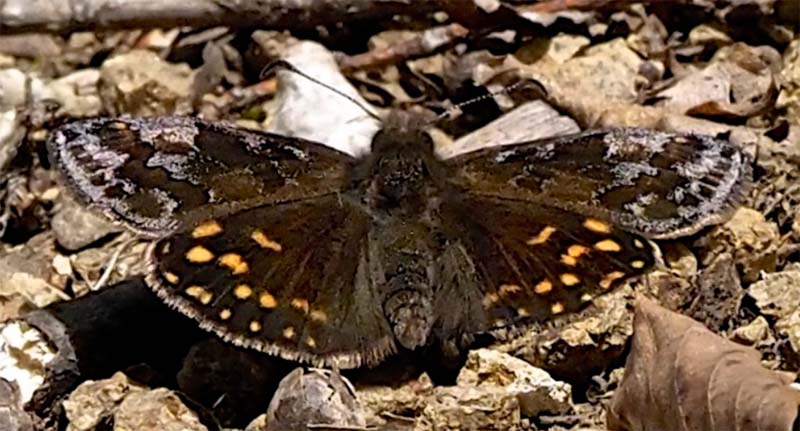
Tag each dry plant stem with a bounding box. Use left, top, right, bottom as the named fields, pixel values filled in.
left=0, top=0, right=439, bottom=35
left=518, top=0, right=617, bottom=13
left=338, top=23, right=469, bottom=71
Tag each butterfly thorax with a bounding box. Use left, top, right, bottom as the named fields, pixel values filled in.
left=349, top=110, right=445, bottom=215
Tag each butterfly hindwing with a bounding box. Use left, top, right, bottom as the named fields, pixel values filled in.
left=147, top=195, right=395, bottom=368
left=441, top=195, right=654, bottom=331
left=445, top=128, right=750, bottom=239
left=48, top=116, right=355, bottom=236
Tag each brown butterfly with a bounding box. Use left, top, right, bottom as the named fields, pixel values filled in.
left=48, top=110, right=750, bottom=368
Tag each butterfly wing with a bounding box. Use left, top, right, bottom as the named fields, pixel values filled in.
left=438, top=128, right=749, bottom=334
left=438, top=195, right=654, bottom=334
left=48, top=116, right=356, bottom=236
left=50, top=116, right=395, bottom=367
left=445, top=128, right=751, bottom=239
left=147, top=195, right=395, bottom=368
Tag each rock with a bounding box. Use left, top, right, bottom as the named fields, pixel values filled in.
left=264, top=368, right=366, bottom=431
left=457, top=349, right=572, bottom=417
left=733, top=316, right=773, bottom=346
left=527, top=38, right=647, bottom=104
left=115, top=388, right=207, bottom=431
left=0, top=68, right=29, bottom=172
left=46, top=69, right=103, bottom=117
left=263, top=39, right=379, bottom=157
left=51, top=195, right=121, bottom=251
left=0, top=321, right=55, bottom=403
left=63, top=372, right=145, bottom=431
left=63, top=372, right=206, bottom=431
left=701, top=207, right=779, bottom=282
left=0, top=232, right=67, bottom=308
left=357, top=351, right=571, bottom=430
left=0, top=378, right=34, bottom=431
left=687, top=253, right=743, bottom=332
left=443, top=100, right=580, bottom=158
left=358, top=373, right=434, bottom=429
left=747, top=270, right=800, bottom=320
left=747, top=270, right=800, bottom=353
left=654, top=43, right=775, bottom=117
left=494, top=284, right=633, bottom=384
left=0, top=321, right=57, bottom=405
left=419, top=386, right=521, bottom=431
left=99, top=50, right=195, bottom=116
left=776, top=38, right=800, bottom=121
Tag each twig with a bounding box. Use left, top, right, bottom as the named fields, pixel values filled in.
left=307, top=424, right=375, bottom=430
left=89, top=237, right=135, bottom=291
left=518, top=0, right=617, bottom=13
left=380, top=411, right=416, bottom=422
left=0, top=0, right=440, bottom=35
left=337, top=23, right=469, bottom=71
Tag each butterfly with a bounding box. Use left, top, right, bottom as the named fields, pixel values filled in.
left=47, top=110, right=750, bottom=368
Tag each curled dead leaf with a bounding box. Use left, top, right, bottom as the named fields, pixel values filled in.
left=608, top=296, right=800, bottom=431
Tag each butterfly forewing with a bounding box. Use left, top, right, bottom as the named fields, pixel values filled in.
left=48, top=116, right=356, bottom=236
left=148, top=195, right=395, bottom=368
left=446, top=128, right=750, bottom=239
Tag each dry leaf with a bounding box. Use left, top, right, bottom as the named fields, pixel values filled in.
left=608, top=296, right=800, bottom=431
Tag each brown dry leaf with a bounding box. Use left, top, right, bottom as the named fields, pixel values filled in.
left=608, top=296, right=800, bottom=431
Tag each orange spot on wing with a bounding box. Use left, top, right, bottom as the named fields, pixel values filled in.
left=599, top=271, right=626, bottom=289
left=234, top=284, right=253, bottom=299
left=259, top=292, right=278, bottom=309
left=185, top=246, right=214, bottom=263
left=251, top=229, right=283, bottom=252
left=192, top=220, right=222, bottom=238
left=583, top=218, right=611, bottom=234
left=568, top=244, right=590, bottom=257
left=499, top=284, right=522, bottom=296
left=291, top=298, right=310, bottom=314
left=218, top=253, right=249, bottom=274
left=527, top=226, right=556, bottom=245
left=595, top=239, right=622, bottom=252
left=534, top=279, right=553, bottom=294
left=560, top=273, right=580, bottom=286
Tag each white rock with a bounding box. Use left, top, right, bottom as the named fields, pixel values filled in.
left=457, top=349, right=572, bottom=417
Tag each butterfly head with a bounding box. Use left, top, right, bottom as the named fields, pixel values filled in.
left=370, top=110, right=436, bottom=155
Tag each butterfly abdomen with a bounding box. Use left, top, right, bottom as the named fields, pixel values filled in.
left=372, top=221, right=436, bottom=350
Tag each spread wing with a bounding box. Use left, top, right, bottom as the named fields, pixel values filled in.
left=147, top=196, right=395, bottom=368
left=445, top=128, right=751, bottom=239
left=436, top=128, right=750, bottom=336
left=49, top=116, right=396, bottom=368
left=48, top=116, right=356, bottom=237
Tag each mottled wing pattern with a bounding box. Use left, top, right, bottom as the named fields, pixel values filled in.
left=47, top=116, right=355, bottom=237
left=441, top=128, right=749, bottom=332
left=446, top=128, right=751, bottom=239
left=147, top=195, right=395, bottom=368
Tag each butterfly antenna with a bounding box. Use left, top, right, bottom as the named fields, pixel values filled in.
left=261, top=60, right=380, bottom=121
left=428, top=78, right=548, bottom=126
